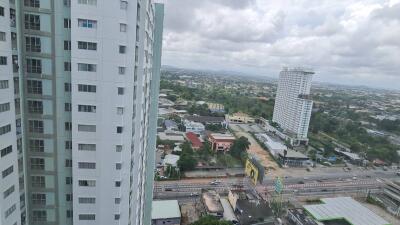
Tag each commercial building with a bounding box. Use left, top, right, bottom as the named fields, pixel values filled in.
left=151, top=200, right=181, bottom=225
left=208, top=102, right=225, bottom=113
left=277, top=150, right=311, bottom=167
left=255, top=133, right=287, bottom=156
left=184, top=119, right=205, bottom=134
left=225, top=112, right=255, bottom=124
left=208, top=133, right=236, bottom=152
left=304, top=197, right=390, bottom=225
left=272, top=67, right=315, bottom=145
left=0, top=1, right=164, bottom=225
left=184, top=115, right=225, bottom=125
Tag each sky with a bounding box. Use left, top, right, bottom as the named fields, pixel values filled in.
left=161, top=0, right=400, bottom=90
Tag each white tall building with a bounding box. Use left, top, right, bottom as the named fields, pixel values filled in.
left=0, top=0, right=164, bottom=225
left=0, top=1, right=21, bottom=225
left=272, top=67, right=314, bottom=145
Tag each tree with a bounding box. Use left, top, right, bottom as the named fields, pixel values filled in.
left=230, top=136, right=250, bottom=159
left=177, top=141, right=197, bottom=171
left=190, top=216, right=232, bottom=225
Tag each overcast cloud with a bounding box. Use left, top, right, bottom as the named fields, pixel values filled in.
left=161, top=0, right=400, bottom=90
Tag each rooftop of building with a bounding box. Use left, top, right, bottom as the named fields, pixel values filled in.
left=164, top=119, right=178, bottom=127
left=303, top=197, right=390, bottom=225
left=202, top=190, right=224, bottom=213
left=151, top=200, right=181, bottom=220
left=185, top=132, right=203, bottom=148
left=163, top=154, right=180, bottom=166
left=235, top=199, right=274, bottom=225
left=158, top=131, right=185, bottom=142
left=288, top=208, right=319, bottom=225
left=256, top=133, right=287, bottom=150
left=277, top=149, right=309, bottom=159
left=184, top=115, right=225, bottom=123
left=208, top=133, right=236, bottom=141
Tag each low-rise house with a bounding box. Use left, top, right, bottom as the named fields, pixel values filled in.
left=164, top=119, right=178, bottom=131
left=208, top=133, right=236, bottom=152
left=185, top=132, right=203, bottom=150
left=151, top=200, right=181, bottom=225
left=225, top=112, right=255, bottom=123
left=184, top=115, right=225, bottom=125
left=163, top=154, right=180, bottom=168
left=184, top=120, right=205, bottom=134
left=158, top=131, right=185, bottom=142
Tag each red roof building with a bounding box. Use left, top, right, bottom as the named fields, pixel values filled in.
left=185, top=132, right=203, bottom=150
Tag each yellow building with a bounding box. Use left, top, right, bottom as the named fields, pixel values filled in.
left=245, top=157, right=264, bottom=185
left=225, top=112, right=255, bottom=123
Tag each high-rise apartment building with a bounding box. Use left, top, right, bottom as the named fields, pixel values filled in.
left=0, top=1, right=22, bottom=225
left=0, top=0, right=164, bottom=225
left=272, top=67, right=314, bottom=145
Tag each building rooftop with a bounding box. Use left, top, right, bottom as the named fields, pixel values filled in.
left=151, top=200, right=181, bottom=220
left=158, top=131, right=185, bottom=142
left=278, top=149, right=309, bottom=159
left=202, top=190, right=223, bottom=213
left=163, top=154, right=180, bottom=167
left=209, top=133, right=236, bottom=141
left=185, top=115, right=225, bottom=123
left=235, top=199, right=274, bottom=225
left=185, top=132, right=203, bottom=149
left=304, top=197, right=390, bottom=225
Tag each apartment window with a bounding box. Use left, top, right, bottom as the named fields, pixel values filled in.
left=118, top=66, right=126, bottom=75
left=78, top=19, right=97, bottom=28
left=78, top=124, right=96, bottom=132
left=0, top=80, right=9, bottom=89
left=30, top=158, right=45, bottom=170
left=115, top=198, right=121, bottom=204
left=79, top=214, right=95, bottom=221
left=78, top=0, right=97, bottom=5
left=137, top=3, right=140, bottom=21
left=64, top=0, right=71, bottom=7
left=32, top=193, right=46, bottom=205
left=64, top=62, right=71, bottom=71
left=120, top=23, right=127, bottom=32
left=26, top=58, right=42, bottom=73
left=118, top=87, right=124, bottom=95
left=116, top=145, right=122, bottom=152
left=78, top=180, right=96, bottom=187
left=79, top=197, right=96, bottom=204
left=136, top=25, right=140, bottom=42
left=31, top=176, right=45, bottom=187
left=0, top=32, right=5, bottom=41
left=66, top=177, right=72, bottom=185
left=26, top=36, right=41, bottom=52
left=78, top=162, right=96, bottom=169
left=119, top=45, right=126, bottom=54
left=64, top=40, right=71, bottom=50
left=117, top=107, right=124, bottom=115
left=28, top=100, right=43, bottom=114
left=3, top=185, right=15, bottom=199
left=0, top=7, right=4, bottom=16
left=64, top=83, right=71, bottom=92
left=78, top=144, right=96, bottom=151
left=115, top=214, right=120, bottom=220
left=66, top=194, right=72, bottom=201
left=78, top=41, right=97, bottom=50
left=118, top=0, right=127, bottom=9
left=135, top=46, right=139, bottom=62
left=0, top=102, right=10, bottom=113
left=117, top=126, right=123, bottom=133
left=27, top=80, right=42, bottom=94
left=115, top=181, right=121, bottom=187
left=1, top=145, right=12, bottom=157
left=78, top=84, right=96, bottom=92
left=32, top=210, right=47, bottom=222
left=5, top=204, right=16, bottom=219
left=29, top=139, right=44, bottom=152
left=64, top=18, right=71, bottom=28
left=24, top=14, right=40, bottom=30
left=77, top=63, right=96, bottom=72
left=0, top=56, right=7, bottom=65
left=24, top=0, right=40, bottom=8
left=66, top=210, right=73, bottom=218
left=65, top=122, right=72, bottom=131
left=0, top=124, right=11, bottom=135
left=78, top=104, right=96, bottom=113
left=116, top=163, right=122, bottom=170
left=28, top=120, right=43, bottom=133
left=65, top=141, right=72, bottom=150
left=65, top=103, right=72, bottom=111
left=2, top=166, right=13, bottom=178
left=65, top=159, right=72, bottom=167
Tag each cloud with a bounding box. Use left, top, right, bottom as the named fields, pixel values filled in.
left=162, top=0, right=400, bottom=90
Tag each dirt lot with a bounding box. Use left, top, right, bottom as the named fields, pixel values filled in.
left=229, top=124, right=283, bottom=177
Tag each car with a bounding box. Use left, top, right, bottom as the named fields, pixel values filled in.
left=352, top=176, right=357, bottom=180
left=297, top=181, right=305, bottom=184
left=190, top=192, right=199, bottom=196
left=165, top=188, right=173, bottom=191
left=366, top=175, right=371, bottom=178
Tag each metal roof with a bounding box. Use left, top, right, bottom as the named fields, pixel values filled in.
left=304, top=197, right=391, bottom=225
left=151, top=200, right=181, bottom=220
